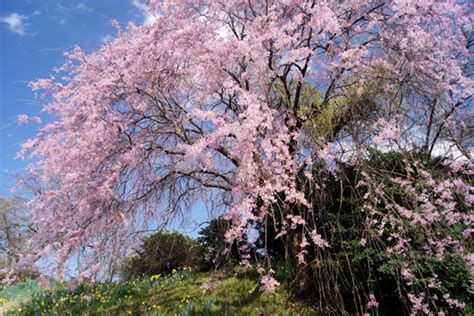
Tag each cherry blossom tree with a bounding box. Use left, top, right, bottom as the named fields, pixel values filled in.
left=15, top=0, right=472, bottom=313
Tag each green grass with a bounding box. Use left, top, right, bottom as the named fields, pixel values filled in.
left=0, top=268, right=315, bottom=315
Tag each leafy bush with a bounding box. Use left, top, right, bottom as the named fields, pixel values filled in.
left=197, top=216, right=248, bottom=270
left=307, top=152, right=473, bottom=314
left=120, top=231, right=203, bottom=280
left=254, top=151, right=473, bottom=314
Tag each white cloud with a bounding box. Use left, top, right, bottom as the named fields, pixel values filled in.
left=100, top=34, right=114, bottom=44
left=56, top=2, right=90, bottom=25
left=431, top=140, right=464, bottom=159
left=57, top=2, right=91, bottom=13
left=0, top=13, right=28, bottom=36
left=74, top=2, right=90, bottom=12
left=131, top=0, right=159, bottom=25
left=32, top=11, right=41, bottom=16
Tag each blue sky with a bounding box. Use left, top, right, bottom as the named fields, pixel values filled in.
left=0, top=0, right=156, bottom=196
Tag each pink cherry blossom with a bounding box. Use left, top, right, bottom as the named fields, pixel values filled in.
left=17, top=114, right=28, bottom=125
left=367, top=293, right=379, bottom=309
left=260, top=274, right=280, bottom=293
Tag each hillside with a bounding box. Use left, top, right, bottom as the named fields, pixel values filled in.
left=0, top=268, right=315, bottom=315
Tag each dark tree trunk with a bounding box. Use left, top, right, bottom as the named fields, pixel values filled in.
left=289, top=227, right=312, bottom=295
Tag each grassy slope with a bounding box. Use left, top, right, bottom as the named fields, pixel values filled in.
left=0, top=269, right=316, bottom=315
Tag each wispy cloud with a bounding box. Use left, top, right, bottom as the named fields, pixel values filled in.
left=74, top=2, right=90, bottom=11
left=131, top=0, right=159, bottom=25
left=55, top=2, right=92, bottom=26
left=0, top=13, right=28, bottom=36
left=100, top=34, right=114, bottom=44
left=57, top=2, right=91, bottom=13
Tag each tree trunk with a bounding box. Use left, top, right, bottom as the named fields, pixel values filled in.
left=289, top=228, right=312, bottom=295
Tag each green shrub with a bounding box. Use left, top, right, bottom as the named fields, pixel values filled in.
left=253, top=151, right=473, bottom=314
left=197, top=216, right=247, bottom=270
left=306, top=152, right=473, bottom=314
left=120, top=231, right=203, bottom=280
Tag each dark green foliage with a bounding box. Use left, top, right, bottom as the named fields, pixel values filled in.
left=197, top=217, right=250, bottom=270
left=120, top=231, right=203, bottom=280
left=253, top=151, right=472, bottom=314
left=197, top=217, right=232, bottom=270
left=305, top=152, right=472, bottom=314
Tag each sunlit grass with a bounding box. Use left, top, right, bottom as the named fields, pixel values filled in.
left=0, top=267, right=314, bottom=315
